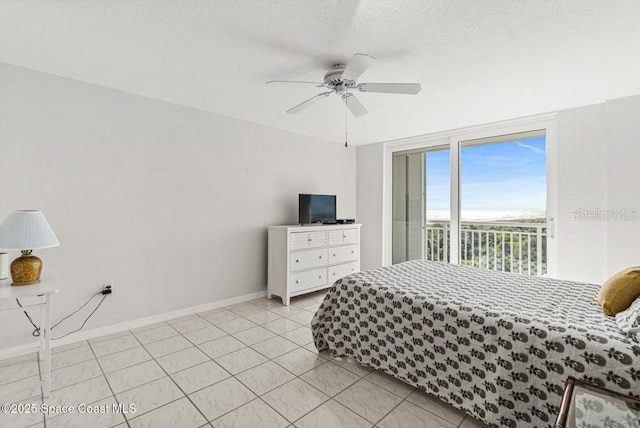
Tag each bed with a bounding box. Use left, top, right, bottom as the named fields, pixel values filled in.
left=311, top=260, right=640, bottom=427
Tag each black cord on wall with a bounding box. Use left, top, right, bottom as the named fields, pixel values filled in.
left=53, top=294, right=107, bottom=340
left=17, top=289, right=110, bottom=340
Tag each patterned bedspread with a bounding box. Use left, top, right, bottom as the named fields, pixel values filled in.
left=311, top=260, right=640, bottom=428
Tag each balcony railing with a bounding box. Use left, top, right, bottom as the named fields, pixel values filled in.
left=426, top=221, right=547, bottom=276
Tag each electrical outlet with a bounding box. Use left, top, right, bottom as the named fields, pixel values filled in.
left=102, top=283, right=113, bottom=295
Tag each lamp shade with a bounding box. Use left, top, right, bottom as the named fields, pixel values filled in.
left=0, top=210, right=60, bottom=250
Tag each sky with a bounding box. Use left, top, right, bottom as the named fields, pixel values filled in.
left=425, top=135, right=546, bottom=216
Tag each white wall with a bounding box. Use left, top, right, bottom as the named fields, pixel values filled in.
left=357, top=94, right=640, bottom=285
left=539, top=95, right=640, bottom=281
left=0, top=63, right=356, bottom=348
left=356, top=144, right=385, bottom=271
left=605, top=95, right=640, bottom=275
left=555, top=103, right=608, bottom=283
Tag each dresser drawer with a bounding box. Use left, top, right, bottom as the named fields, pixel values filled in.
left=290, top=231, right=327, bottom=250
left=290, top=267, right=327, bottom=292
left=328, top=229, right=359, bottom=246
left=290, top=248, right=328, bottom=272
left=328, top=261, right=360, bottom=282
left=329, top=244, right=358, bottom=265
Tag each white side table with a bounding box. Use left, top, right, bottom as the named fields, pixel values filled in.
left=0, top=280, right=58, bottom=397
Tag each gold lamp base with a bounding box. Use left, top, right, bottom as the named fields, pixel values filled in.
left=10, top=250, right=42, bottom=286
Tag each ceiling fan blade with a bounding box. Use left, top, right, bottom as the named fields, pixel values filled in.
left=266, top=80, right=325, bottom=86
left=342, top=93, right=368, bottom=117
left=286, top=92, right=332, bottom=114
left=357, top=83, right=422, bottom=95
left=342, top=53, right=376, bottom=81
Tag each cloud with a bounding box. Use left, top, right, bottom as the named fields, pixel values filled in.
left=514, top=141, right=546, bottom=155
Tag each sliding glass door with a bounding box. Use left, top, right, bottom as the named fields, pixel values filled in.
left=392, top=146, right=450, bottom=264
left=392, top=130, right=548, bottom=276
left=460, top=131, right=547, bottom=275
left=392, top=152, right=423, bottom=263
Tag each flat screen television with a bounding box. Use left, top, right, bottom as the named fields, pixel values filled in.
left=299, top=194, right=336, bottom=224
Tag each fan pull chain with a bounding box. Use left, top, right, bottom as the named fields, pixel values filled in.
left=344, top=94, right=348, bottom=148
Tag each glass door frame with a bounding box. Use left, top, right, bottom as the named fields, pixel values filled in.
left=382, top=113, right=558, bottom=277
left=392, top=145, right=450, bottom=264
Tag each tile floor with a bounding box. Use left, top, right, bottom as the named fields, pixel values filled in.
left=0, top=291, right=489, bottom=428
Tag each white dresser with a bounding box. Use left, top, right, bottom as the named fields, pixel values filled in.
left=267, top=224, right=362, bottom=305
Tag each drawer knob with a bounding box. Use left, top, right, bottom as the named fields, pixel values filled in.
left=333, top=253, right=336, bottom=257
left=295, top=259, right=300, bottom=263
left=333, top=273, right=336, bottom=276
left=308, top=238, right=312, bottom=242
left=318, top=275, right=322, bottom=279
left=295, top=280, right=300, bottom=284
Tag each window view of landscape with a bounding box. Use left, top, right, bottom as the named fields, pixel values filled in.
left=425, top=134, right=547, bottom=275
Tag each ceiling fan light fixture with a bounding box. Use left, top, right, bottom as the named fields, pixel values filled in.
left=267, top=53, right=422, bottom=117
left=268, top=53, right=423, bottom=147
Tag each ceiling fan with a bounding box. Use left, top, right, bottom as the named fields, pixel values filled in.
left=266, top=53, right=422, bottom=117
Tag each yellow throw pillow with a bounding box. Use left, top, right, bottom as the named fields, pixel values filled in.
left=599, top=266, right=640, bottom=315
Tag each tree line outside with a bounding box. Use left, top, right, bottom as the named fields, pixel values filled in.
left=426, top=218, right=547, bottom=276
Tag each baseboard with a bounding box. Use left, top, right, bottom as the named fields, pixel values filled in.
left=0, top=290, right=267, bottom=361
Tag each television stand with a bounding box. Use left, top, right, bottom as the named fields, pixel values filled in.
left=267, top=224, right=362, bottom=305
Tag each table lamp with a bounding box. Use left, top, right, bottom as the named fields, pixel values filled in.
left=0, top=210, right=60, bottom=286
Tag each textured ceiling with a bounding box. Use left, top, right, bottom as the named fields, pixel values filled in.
left=2, top=1, right=640, bottom=145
